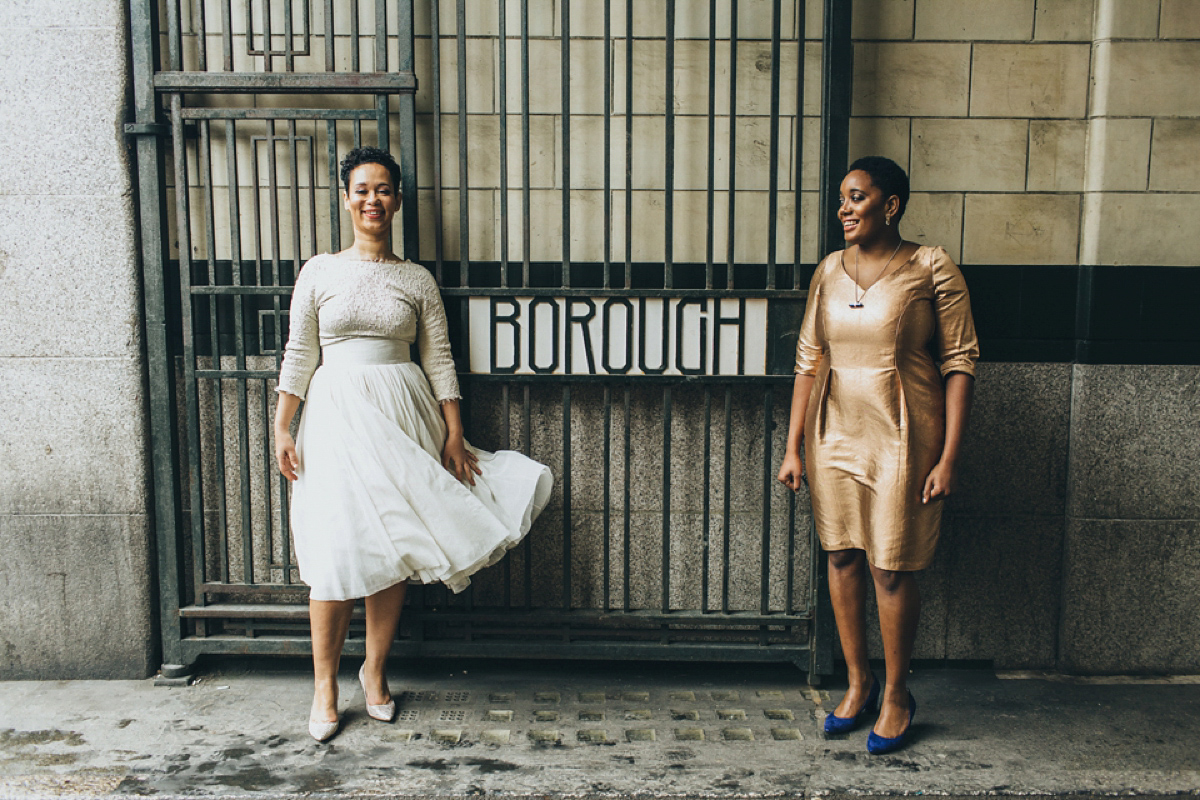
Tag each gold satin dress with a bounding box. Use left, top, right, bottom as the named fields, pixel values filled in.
left=795, top=245, right=979, bottom=571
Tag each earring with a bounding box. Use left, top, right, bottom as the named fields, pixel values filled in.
left=885, top=215, right=891, bottom=226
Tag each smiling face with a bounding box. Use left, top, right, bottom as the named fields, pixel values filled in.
left=837, top=169, right=899, bottom=247
left=343, top=162, right=399, bottom=238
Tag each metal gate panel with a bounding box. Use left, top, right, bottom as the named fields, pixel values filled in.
left=130, top=0, right=850, bottom=678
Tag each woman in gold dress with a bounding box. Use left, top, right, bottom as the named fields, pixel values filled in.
left=777, top=157, right=978, bottom=754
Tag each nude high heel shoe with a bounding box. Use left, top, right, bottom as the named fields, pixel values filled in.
left=308, top=686, right=340, bottom=742
left=359, top=664, right=396, bottom=722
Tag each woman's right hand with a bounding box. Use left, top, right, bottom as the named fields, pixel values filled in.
left=275, top=430, right=299, bottom=482
left=777, top=449, right=806, bottom=491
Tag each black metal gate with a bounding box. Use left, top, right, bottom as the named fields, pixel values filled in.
left=129, top=0, right=851, bottom=679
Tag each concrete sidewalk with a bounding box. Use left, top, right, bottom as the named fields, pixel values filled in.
left=1, top=659, right=1197, bottom=799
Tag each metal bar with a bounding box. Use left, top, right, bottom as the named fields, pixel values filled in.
left=499, top=0, right=509, bottom=288
left=560, top=0, right=571, bottom=289
left=284, top=0, right=295, bottom=72
left=397, top=0, right=419, bottom=261
left=194, top=0, right=206, bottom=71
left=197, top=370, right=800, bottom=384
left=705, top=0, right=716, bottom=290
left=374, top=0, right=387, bottom=71
left=561, top=385, right=572, bottom=610
left=521, top=0, right=530, bottom=288
left=603, top=0, right=612, bottom=289
left=722, top=385, right=732, bottom=612
left=766, top=0, right=782, bottom=290
left=171, top=94, right=208, bottom=608
left=522, top=385, right=532, bottom=608
left=661, top=386, right=672, bottom=613
left=181, top=108, right=378, bottom=120
left=350, top=0, right=360, bottom=72
left=760, top=387, right=773, bottom=615
left=622, top=384, right=631, bottom=612
left=502, top=384, right=512, bottom=607
left=819, top=0, right=852, bottom=259
left=202, top=124, right=230, bottom=585
left=786, top=486, right=795, bottom=615
left=794, top=0, right=805, bottom=289
left=431, top=0, right=445, bottom=281
left=602, top=385, right=612, bottom=610
left=324, top=0, right=335, bottom=72
left=153, top=73, right=417, bottom=92
left=456, top=0, right=470, bottom=285
left=166, top=0, right=182, bottom=70
left=222, top=0, right=233, bottom=71
left=664, top=0, right=675, bottom=290
left=130, top=0, right=188, bottom=669
left=183, top=604, right=809, bottom=625
left=701, top=386, right=711, bottom=611
left=441, top=285, right=804, bottom=298
left=327, top=120, right=340, bottom=251
left=262, top=0, right=272, bottom=72
left=623, top=0, right=632, bottom=289
left=726, top=0, right=738, bottom=290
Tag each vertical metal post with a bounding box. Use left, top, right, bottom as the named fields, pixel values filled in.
left=130, top=0, right=189, bottom=676
left=397, top=0, right=420, bottom=261
left=819, top=0, right=852, bottom=259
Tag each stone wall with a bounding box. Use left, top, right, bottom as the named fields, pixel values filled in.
left=0, top=0, right=155, bottom=678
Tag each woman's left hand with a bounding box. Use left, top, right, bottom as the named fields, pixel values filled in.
left=442, top=434, right=482, bottom=486
left=922, top=459, right=957, bottom=504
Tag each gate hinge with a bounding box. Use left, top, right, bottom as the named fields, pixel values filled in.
left=124, top=122, right=170, bottom=137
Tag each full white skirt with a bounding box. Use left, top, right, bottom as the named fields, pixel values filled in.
left=291, top=360, right=553, bottom=601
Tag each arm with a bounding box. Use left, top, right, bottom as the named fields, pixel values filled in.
left=777, top=373, right=816, bottom=491
left=439, top=398, right=481, bottom=486
left=274, top=391, right=303, bottom=481
left=921, top=372, right=973, bottom=503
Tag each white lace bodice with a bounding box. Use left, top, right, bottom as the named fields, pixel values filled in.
left=276, top=253, right=461, bottom=402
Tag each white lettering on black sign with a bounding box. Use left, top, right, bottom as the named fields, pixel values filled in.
left=468, top=297, right=768, bottom=376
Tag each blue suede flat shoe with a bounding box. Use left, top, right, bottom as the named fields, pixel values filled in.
left=823, top=676, right=880, bottom=735
left=866, top=692, right=916, bottom=755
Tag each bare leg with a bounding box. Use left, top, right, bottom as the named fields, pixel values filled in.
left=310, top=598, right=354, bottom=723
left=869, top=564, right=920, bottom=738
left=361, top=581, right=407, bottom=704
left=827, top=549, right=875, bottom=717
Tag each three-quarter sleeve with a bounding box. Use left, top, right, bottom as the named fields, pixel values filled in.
left=276, top=260, right=321, bottom=400
left=414, top=266, right=463, bottom=402
left=794, top=259, right=828, bottom=376
left=929, top=246, right=980, bottom=378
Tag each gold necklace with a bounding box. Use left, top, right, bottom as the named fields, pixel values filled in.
left=850, top=240, right=904, bottom=309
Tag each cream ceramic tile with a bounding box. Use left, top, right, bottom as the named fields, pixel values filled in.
left=852, top=42, right=971, bottom=116
left=1084, top=117, right=1152, bottom=192
left=1160, top=0, right=1200, bottom=38
left=849, top=117, right=912, bottom=171
left=963, top=193, right=1080, bottom=265
left=414, top=37, right=496, bottom=114
left=1149, top=119, right=1200, bottom=192
left=416, top=188, right=497, bottom=262
left=1033, top=0, right=1095, bottom=40
left=1027, top=120, right=1087, bottom=192
left=915, top=0, right=1035, bottom=40
left=502, top=38, right=607, bottom=115
left=852, top=0, right=915, bottom=40
left=970, top=44, right=1090, bottom=118
left=1093, top=0, right=1161, bottom=38
left=911, top=118, right=1029, bottom=192
left=1082, top=191, right=1200, bottom=266
left=900, top=192, right=964, bottom=262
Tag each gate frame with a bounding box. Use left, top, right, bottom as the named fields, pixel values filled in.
left=130, top=0, right=852, bottom=682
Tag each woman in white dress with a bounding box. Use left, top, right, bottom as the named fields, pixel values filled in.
left=274, top=147, right=553, bottom=742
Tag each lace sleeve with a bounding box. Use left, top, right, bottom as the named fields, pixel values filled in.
left=413, top=264, right=462, bottom=402
left=276, top=257, right=322, bottom=400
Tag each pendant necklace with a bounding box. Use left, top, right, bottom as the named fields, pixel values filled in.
left=850, top=239, right=904, bottom=308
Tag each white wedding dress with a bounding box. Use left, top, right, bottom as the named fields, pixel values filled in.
left=277, top=253, right=553, bottom=601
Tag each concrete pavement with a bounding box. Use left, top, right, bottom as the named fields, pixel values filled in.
left=1, top=659, right=1198, bottom=799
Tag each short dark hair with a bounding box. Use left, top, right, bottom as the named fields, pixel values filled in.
left=340, top=146, right=402, bottom=193
left=848, top=156, right=909, bottom=222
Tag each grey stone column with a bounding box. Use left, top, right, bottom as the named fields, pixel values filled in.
left=0, top=0, right=154, bottom=678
